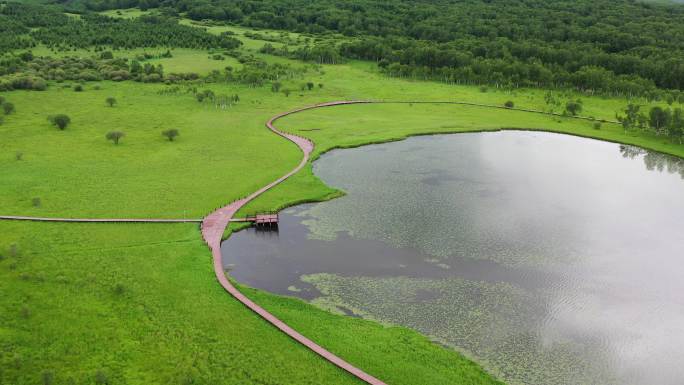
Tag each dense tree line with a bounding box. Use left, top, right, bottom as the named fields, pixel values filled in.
left=0, top=52, right=204, bottom=90
left=0, top=47, right=312, bottom=91
left=259, top=43, right=342, bottom=65
left=0, top=3, right=241, bottom=51
left=67, top=0, right=684, bottom=96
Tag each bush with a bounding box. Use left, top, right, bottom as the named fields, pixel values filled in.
left=32, top=197, right=41, bottom=207
left=114, top=283, right=125, bottom=295
left=15, top=151, right=23, bottom=161
left=49, top=114, right=71, bottom=130
left=105, top=131, right=125, bottom=145
left=95, top=370, right=109, bottom=385
left=42, top=371, right=54, bottom=385
left=162, top=129, right=180, bottom=141
left=106, top=97, right=117, bottom=107
left=3, top=102, right=15, bottom=115
left=504, top=100, right=514, bottom=108
left=74, top=84, right=83, bottom=92
left=593, top=122, right=602, bottom=130
left=565, top=99, right=583, bottom=116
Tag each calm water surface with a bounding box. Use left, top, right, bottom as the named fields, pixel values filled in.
left=222, top=131, right=684, bottom=385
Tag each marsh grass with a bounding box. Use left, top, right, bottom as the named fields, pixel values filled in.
left=1, top=30, right=683, bottom=385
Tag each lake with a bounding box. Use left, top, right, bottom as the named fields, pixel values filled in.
left=222, top=131, right=684, bottom=385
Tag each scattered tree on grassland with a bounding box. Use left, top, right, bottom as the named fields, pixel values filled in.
left=565, top=100, right=583, bottom=116
left=162, top=129, right=180, bottom=141
left=649, top=106, right=670, bottom=135
left=504, top=100, right=514, bottom=108
left=106, top=97, right=117, bottom=107
left=667, top=108, right=684, bottom=143
left=106, top=131, right=125, bottom=145
left=3, top=102, right=15, bottom=115
left=49, top=114, right=71, bottom=130
left=306, top=81, right=314, bottom=90
left=616, top=104, right=641, bottom=133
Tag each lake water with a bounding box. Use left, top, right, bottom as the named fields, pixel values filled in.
left=222, top=131, right=684, bottom=385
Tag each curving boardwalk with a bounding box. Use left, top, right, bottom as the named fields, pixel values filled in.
left=1, top=99, right=618, bottom=384
left=201, top=100, right=389, bottom=385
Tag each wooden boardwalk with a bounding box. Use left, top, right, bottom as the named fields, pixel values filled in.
left=201, top=101, right=387, bottom=385
left=0, top=215, right=203, bottom=223
left=0, top=99, right=620, bottom=384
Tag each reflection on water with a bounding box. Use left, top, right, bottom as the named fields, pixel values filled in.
left=222, top=132, right=684, bottom=385
left=620, top=144, right=684, bottom=177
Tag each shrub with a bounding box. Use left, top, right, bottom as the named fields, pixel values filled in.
left=565, top=99, right=583, bottom=116
left=3, top=102, right=15, bottom=115
left=32, top=197, right=41, bottom=207
left=106, top=97, right=117, bottom=107
left=42, top=370, right=54, bottom=385
left=105, top=131, right=125, bottom=145
left=593, top=122, right=602, bottom=130
left=162, top=129, right=180, bottom=141
left=74, top=84, right=83, bottom=92
left=114, top=283, right=125, bottom=295
left=49, top=114, right=71, bottom=130
left=32, top=78, right=47, bottom=91
left=15, top=151, right=23, bottom=161
left=95, top=370, right=109, bottom=385
left=504, top=100, right=514, bottom=108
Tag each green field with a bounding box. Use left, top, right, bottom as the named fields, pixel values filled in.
left=2, top=19, right=684, bottom=385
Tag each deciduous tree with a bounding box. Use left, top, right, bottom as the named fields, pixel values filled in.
left=106, top=131, right=125, bottom=145
left=49, top=114, right=70, bottom=130
left=162, top=129, right=179, bottom=141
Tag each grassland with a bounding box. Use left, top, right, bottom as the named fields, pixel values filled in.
left=2, top=22, right=684, bottom=385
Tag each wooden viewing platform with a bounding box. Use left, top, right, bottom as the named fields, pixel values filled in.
left=244, top=212, right=279, bottom=228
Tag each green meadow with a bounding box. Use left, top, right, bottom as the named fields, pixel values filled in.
left=2, top=20, right=684, bottom=385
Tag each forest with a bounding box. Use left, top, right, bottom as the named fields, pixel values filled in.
left=0, top=3, right=241, bottom=51
left=46, top=0, right=684, bottom=97
left=3, top=0, right=684, bottom=97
